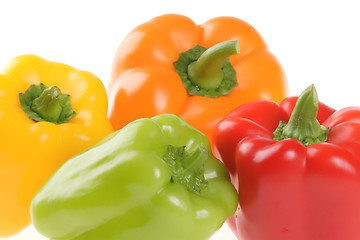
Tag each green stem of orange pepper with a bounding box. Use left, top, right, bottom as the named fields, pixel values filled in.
left=173, top=40, right=239, bottom=98
left=188, top=40, right=239, bottom=89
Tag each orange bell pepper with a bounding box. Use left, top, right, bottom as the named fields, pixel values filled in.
left=109, top=14, right=288, bottom=140
left=0, top=55, right=113, bottom=237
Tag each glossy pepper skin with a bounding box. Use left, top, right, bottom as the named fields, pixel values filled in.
left=0, top=55, right=113, bottom=236
left=109, top=14, right=288, bottom=140
left=213, top=85, right=360, bottom=240
left=31, top=114, right=237, bottom=240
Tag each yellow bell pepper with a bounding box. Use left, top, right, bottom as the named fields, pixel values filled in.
left=0, top=55, right=113, bottom=237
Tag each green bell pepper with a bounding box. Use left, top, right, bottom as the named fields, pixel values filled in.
left=30, top=114, right=237, bottom=240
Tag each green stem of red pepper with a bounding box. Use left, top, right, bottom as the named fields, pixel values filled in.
left=188, top=40, right=239, bottom=89
left=273, top=85, right=329, bottom=146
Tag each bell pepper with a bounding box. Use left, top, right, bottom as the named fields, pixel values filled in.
left=30, top=114, right=237, bottom=240
left=108, top=13, right=288, bottom=140
left=213, top=85, right=360, bottom=240
left=0, top=54, right=113, bottom=236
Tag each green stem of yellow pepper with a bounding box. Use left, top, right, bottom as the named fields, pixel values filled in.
left=31, top=86, right=63, bottom=123
left=19, top=83, right=76, bottom=124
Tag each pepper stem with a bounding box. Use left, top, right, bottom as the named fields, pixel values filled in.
left=163, top=145, right=208, bottom=195
left=31, top=86, right=62, bottom=123
left=19, top=83, right=76, bottom=124
left=273, top=85, right=329, bottom=146
left=182, top=147, right=208, bottom=174
left=188, top=40, right=240, bottom=89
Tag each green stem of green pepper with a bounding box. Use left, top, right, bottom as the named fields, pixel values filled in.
left=273, top=84, right=329, bottom=146
left=182, top=147, right=208, bottom=174
left=163, top=145, right=208, bottom=195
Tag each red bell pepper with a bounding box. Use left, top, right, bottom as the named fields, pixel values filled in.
left=213, top=85, right=360, bottom=240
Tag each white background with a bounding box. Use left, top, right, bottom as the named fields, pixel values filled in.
left=1, top=1, right=360, bottom=239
